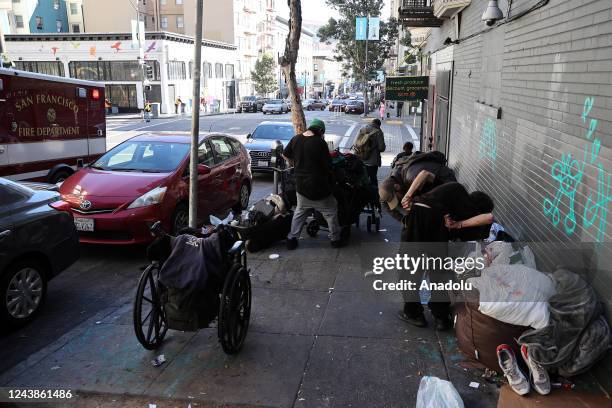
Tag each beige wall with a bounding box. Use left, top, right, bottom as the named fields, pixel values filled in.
left=183, top=0, right=234, bottom=44
left=82, top=0, right=156, bottom=32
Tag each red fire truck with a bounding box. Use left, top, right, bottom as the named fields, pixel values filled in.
left=0, top=68, right=106, bottom=183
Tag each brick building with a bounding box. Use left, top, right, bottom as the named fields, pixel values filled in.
left=399, top=0, right=612, bottom=390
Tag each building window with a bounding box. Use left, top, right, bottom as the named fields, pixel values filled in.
left=35, top=16, right=43, bottom=30
left=215, top=63, right=223, bottom=78
left=160, top=16, right=168, bottom=29
left=53, top=0, right=60, bottom=10
left=167, top=60, right=186, bottom=80
left=68, top=60, right=161, bottom=81
left=72, top=24, right=80, bottom=32
left=56, top=20, right=62, bottom=32
left=14, top=15, right=23, bottom=28
left=176, top=15, right=184, bottom=28
left=176, top=0, right=183, bottom=4
left=15, top=61, right=65, bottom=77
left=225, top=64, right=234, bottom=79
left=70, top=3, right=78, bottom=14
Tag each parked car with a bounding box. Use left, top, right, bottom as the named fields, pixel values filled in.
left=245, top=122, right=295, bottom=171
left=302, top=99, right=326, bottom=111
left=0, top=178, right=79, bottom=327
left=329, top=99, right=347, bottom=112
left=345, top=100, right=365, bottom=114
left=262, top=99, right=289, bottom=114
left=58, top=133, right=252, bottom=245
left=237, top=96, right=267, bottom=113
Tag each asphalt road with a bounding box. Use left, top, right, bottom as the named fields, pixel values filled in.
left=0, top=110, right=367, bottom=375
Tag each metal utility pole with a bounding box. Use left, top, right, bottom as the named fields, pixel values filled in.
left=189, top=0, right=204, bottom=228
left=363, top=14, right=370, bottom=116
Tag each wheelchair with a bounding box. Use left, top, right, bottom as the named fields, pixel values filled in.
left=133, top=217, right=251, bottom=355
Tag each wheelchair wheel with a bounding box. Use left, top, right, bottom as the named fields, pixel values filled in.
left=218, top=263, right=251, bottom=355
left=306, top=219, right=320, bottom=237
left=133, top=264, right=168, bottom=350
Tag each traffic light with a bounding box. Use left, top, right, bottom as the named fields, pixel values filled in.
left=145, top=65, right=154, bottom=80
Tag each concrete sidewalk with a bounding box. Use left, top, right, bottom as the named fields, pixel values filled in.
left=0, top=223, right=499, bottom=408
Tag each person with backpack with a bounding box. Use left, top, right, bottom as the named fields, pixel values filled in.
left=282, top=118, right=344, bottom=250
left=354, top=119, right=386, bottom=187
left=391, top=142, right=413, bottom=169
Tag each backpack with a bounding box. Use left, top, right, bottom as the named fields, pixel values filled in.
left=353, top=127, right=377, bottom=160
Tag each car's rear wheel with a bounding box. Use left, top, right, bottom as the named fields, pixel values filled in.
left=171, top=204, right=188, bottom=235
left=1, top=260, right=47, bottom=328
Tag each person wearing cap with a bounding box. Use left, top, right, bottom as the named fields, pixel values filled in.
left=283, top=119, right=343, bottom=249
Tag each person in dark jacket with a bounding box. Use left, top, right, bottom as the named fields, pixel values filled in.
left=398, top=176, right=494, bottom=330
left=391, top=142, right=413, bottom=169
left=283, top=118, right=343, bottom=250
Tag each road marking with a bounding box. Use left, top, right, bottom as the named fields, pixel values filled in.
left=339, top=123, right=357, bottom=149
left=404, top=124, right=419, bottom=144
left=130, top=117, right=187, bottom=132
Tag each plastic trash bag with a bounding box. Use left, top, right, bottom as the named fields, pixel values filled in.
left=416, top=376, right=464, bottom=408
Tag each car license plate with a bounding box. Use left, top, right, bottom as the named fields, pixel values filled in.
left=257, top=160, right=268, bottom=167
left=74, top=217, right=94, bottom=232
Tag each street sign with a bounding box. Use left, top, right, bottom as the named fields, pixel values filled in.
left=368, top=17, right=380, bottom=40
left=355, top=17, right=367, bottom=40
left=385, top=76, right=429, bottom=101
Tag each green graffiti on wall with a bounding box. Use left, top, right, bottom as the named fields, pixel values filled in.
left=479, top=118, right=497, bottom=162
left=543, top=97, right=611, bottom=242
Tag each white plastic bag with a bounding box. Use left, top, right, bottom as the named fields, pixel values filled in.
left=416, top=376, right=464, bottom=408
left=467, top=264, right=555, bottom=329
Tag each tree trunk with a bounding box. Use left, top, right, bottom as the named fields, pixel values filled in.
left=279, top=0, right=306, bottom=134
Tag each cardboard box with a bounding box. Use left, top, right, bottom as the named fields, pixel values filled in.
left=497, top=385, right=611, bottom=407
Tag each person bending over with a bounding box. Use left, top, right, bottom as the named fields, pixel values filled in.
left=397, top=173, right=494, bottom=330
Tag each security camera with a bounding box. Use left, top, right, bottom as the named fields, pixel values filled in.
left=482, top=0, right=504, bottom=26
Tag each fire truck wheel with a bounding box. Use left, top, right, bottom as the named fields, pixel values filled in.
left=49, top=169, right=73, bottom=184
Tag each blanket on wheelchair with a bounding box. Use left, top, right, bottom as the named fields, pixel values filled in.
left=159, top=233, right=224, bottom=295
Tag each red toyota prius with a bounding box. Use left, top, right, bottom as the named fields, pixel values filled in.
left=59, top=133, right=252, bottom=245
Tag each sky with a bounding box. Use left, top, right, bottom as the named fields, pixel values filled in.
left=278, top=0, right=391, bottom=26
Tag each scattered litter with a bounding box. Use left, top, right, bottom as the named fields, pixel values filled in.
left=269, top=254, right=280, bottom=260
left=298, top=398, right=306, bottom=401
left=364, top=270, right=375, bottom=277
left=552, top=382, right=575, bottom=390
left=315, top=304, right=321, bottom=309
left=481, top=368, right=497, bottom=379
left=200, top=392, right=207, bottom=395
left=379, top=312, right=383, bottom=315
left=149, top=404, right=157, bottom=408
left=188, top=395, right=194, bottom=399
left=384, top=238, right=389, bottom=242
left=151, top=354, right=166, bottom=367
left=379, top=229, right=387, bottom=232
left=469, top=382, right=480, bottom=389
left=416, top=376, right=464, bottom=407
left=95, top=321, right=102, bottom=325
left=50, top=366, right=60, bottom=370
left=328, top=287, right=334, bottom=291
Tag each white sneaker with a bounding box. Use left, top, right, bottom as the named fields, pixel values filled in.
left=497, top=344, right=530, bottom=396
left=521, top=344, right=551, bottom=395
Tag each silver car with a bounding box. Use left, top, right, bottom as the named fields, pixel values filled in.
left=262, top=99, right=289, bottom=114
